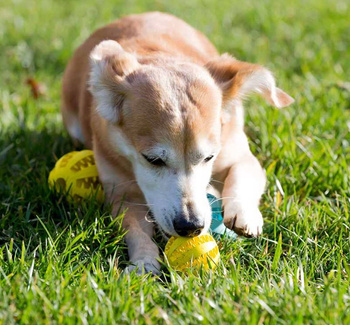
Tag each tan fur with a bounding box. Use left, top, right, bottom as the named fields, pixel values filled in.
left=61, top=12, right=294, bottom=274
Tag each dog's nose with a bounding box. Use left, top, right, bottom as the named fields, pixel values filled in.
left=173, top=218, right=204, bottom=237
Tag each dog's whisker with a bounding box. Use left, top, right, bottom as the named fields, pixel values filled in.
left=103, top=179, right=138, bottom=188
left=210, top=179, right=225, bottom=185
left=122, top=201, right=154, bottom=207
left=208, top=196, right=242, bottom=207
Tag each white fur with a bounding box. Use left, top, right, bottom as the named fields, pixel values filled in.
left=133, top=149, right=214, bottom=236
left=93, top=151, right=125, bottom=201
left=125, top=256, right=161, bottom=275
left=67, top=123, right=85, bottom=144
left=238, top=69, right=294, bottom=108
left=93, top=87, right=120, bottom=123
left=222, top=152, right=266, bottom=237
left=88, top=57, right=120, bottom=123
left=107, top=126, right=214, bottom=236
left=108, top=126, right=138, bottom=160
left=88, top=40, right=138, bottom=123
left=64, top=110, right=85, bottom=143
left=90, top=40, right=123, bottom=61
left=222, top=98, right=245, bottom=127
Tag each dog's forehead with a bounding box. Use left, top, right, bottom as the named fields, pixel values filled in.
left=123, top=64, right=222, bottom=157
left=130, top=65, right=221, bottom=111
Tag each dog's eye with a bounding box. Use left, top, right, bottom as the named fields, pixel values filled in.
left=142, top=154, right=166, bottom=167
left=204, top=155, right=214, bottom=163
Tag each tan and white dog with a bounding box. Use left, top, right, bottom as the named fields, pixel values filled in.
left=61, top=12, right=294, bottom=274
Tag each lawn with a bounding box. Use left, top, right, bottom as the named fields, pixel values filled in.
left=1, top=0, right=350, bottom=324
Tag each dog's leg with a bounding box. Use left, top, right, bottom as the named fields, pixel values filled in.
left=114, top=204, right=161, bottom=275
left=95, top=152, right=160, bottom=275
left=221, top=132, right=266, bottom=238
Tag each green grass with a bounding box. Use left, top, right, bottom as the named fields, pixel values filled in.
left=1, top=0, right=350, bottom=323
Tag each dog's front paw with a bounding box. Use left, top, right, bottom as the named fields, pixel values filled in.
left=125, top=257, right=161, bottom=276
left=224, top=203, right=263, bottom=238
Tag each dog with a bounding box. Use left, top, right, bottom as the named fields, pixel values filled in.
left=61, top=12, right=294, bottom=274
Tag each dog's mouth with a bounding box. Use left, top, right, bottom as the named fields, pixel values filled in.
left=145, top=210, right=172, bottom=239
left=160, top=228, right=172, bottom=238
left=158, top=228, right=172, bottom=239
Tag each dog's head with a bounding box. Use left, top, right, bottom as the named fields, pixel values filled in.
left=89, top=40, right=294, bottom=237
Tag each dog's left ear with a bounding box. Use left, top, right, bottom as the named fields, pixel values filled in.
left=89, top=40, right=140, bottom=123
left=205, top=54, right=294, bottom=109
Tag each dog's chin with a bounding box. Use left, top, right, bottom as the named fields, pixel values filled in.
left=145, top=209, right=173, bottom=239
left=158, top=227, right=172, bottom=240
left=154, top=218, right=174, bottom=239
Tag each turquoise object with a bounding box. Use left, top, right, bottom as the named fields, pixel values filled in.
left=207, top=193, right=237, bottom=240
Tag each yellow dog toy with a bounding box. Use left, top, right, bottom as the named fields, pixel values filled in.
left=48, top=150, right=104, bottom=202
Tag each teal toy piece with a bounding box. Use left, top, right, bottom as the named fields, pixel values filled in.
left=207, top=193, right=237, bottom=240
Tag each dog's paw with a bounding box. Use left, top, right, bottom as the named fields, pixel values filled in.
left=224, top=203, right=263, bottom=238
left=124, top=257, right=161, bottom=276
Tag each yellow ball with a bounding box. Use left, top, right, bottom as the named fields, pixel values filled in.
left=164, top=233, right=220, bottom=273
left=48, top=150, right=104, bottom=202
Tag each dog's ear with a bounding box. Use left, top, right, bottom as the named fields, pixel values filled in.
left=205, top=54, right=294, bottom=110
left=89, top=40, right=140, bottom=123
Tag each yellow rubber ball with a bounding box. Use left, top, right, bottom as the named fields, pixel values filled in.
left=164, top=233, right=220, bottom=273
left=48, top=150, right=104, bottom=202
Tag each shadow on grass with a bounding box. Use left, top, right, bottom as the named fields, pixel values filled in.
left=0, top=125, right=129, bottom=270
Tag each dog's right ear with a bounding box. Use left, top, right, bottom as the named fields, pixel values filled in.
left=205, top=55, right=294, bottom=110
left=89, top=40, right=140, bottom=123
